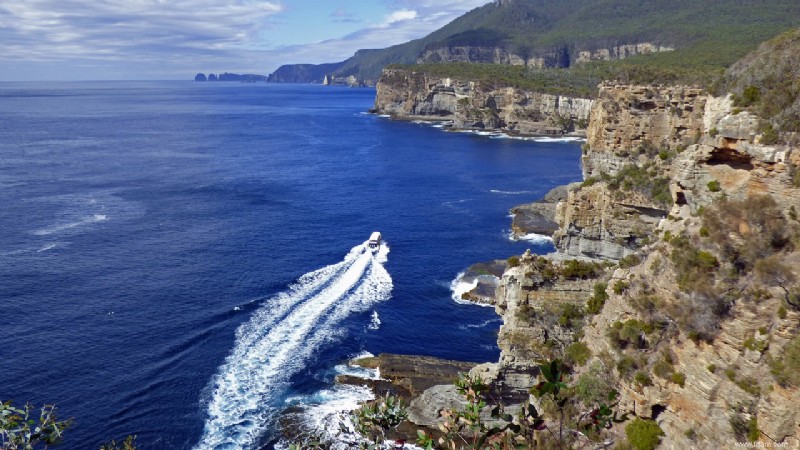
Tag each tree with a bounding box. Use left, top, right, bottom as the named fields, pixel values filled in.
left=0, top=401, right=72, bottom=450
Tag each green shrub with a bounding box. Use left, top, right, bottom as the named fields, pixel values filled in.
left=587, top=282, right=609, bottom=314
left=566, top=342, right=592, bottom=366
left=710, top=128, right=719, bottom=137
left=707, top=180, right=721, bottom=192
left=778, top=306, right=788, bottom=319
left=670, top=372, right=686, bottom=387
left=561, top=259, right=606, bottom=279
left=608, top=320, right=654, bottom=349
left=574, top=362, right=615, bottom=405
left=558, top=303, right=586, bottom=329
left=769, top=335, right=800, bottom=387
left=669, top=234, right=719, bottom=292
left=619, top=254, right=642, bottom=269
left=653, top=360, right=674, bottom=379
left=760, top=123, right=779, bottom=145
left=741, top=86, right=762, bottom=107
left=626, top=418, right=665, bottom=450
left=612, top=280, right=629, bottom=294
left=707, top=364, right=717, bottom=373
left=616, top=355, right=639, bottom=379
left=748, top=418, right=760, bottom=442
left=507, top=255, right=521, bottom=267
left=699, top=226, right=710, bottom=237
left=634, top=372, right=653, bottom=387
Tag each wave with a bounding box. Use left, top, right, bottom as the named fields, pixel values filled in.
left=458, top=318, right=503, bottom=330
left=32, top=214, right=108, bottom=236
left=36, top=243, right=59, bottom=252
left=508, top=231, right=554, bottom=244
left=490, top=189, right=532, bottom=195
left=449, top=271, right=477, bottom=304
left=195, top=241, right=392, bottom=449
left=367, top=311, right=381, bottom=330
left=276, top=384, right=375, bottom=450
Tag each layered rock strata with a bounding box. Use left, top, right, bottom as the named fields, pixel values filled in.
left=487, top=83, right=800, bottom=448
left=374, top=68, right=593, bottom=135
left=417, top=43, right=674, bottom=69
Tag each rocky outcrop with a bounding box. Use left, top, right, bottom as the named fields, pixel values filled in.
left=267, top=62, right=346, bottom=84
left=584, top=83, right=707, bottom=179
left=418, top=43, right=674, bottom=69
left=515, top=83, right=799, bottom=447
left=553, top=183, right=666, bottom=260
left=374, top=68, right=593, bottom=135
left=510, top=182, right=582, bottom=238
left=417, top=46, right=530, bottom=66
left=575, top=43, right=674, bottom=64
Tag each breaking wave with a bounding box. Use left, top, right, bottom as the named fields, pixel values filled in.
left=508, top=231, right=554, bottom=244
left=195, top=241, right=392, bottom=449
left=490, top=189, right=532, bottom=195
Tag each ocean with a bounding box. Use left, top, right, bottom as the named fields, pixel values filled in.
left=0, top=81, right=582, bottom=448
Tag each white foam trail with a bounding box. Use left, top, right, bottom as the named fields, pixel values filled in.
left=37, top=243, right=58, bottom=252
left=33, top=214, right=108, bottom=236
left=490, top=189, right=532, bottom=195
left=508, top=231, right=554, bottom=244
left=367, top=311, right=381, bottom=330
left=196, top=242, right=392, bottom=449
left=458, top=318, right=503, bottom=330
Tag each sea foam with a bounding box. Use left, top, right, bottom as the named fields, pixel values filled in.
left=195, top=242, right=392, bottom=449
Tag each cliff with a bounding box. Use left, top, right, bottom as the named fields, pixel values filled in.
left=479, top=81, right=800, bottom=448
left=417, top=42, right=674, bottom=68
left=267, top=62, right=345, bottom=84
left=267, top=0, right=800, bottom=86
left=373, top=67, right=593, bottom=135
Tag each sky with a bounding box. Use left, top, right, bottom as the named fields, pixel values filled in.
left=0, top=0, right=491, bottom=81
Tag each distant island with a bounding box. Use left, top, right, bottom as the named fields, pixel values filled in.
left=194, top=72, right=267, bottom=82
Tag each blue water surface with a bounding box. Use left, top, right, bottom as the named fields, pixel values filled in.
left=0, top=81, right=582, bottom=448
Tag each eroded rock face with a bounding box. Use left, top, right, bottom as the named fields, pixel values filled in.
left=417, top=42, right=674, bottom=68
left=486, top=83, right=799, bottom=448
left=374, top=68, right=593, bottom=135
left=553, top=183, right=666, bottom=260
left=490, top=256, right=603, bottom=404
left=585, top=83, right=706, bottom=178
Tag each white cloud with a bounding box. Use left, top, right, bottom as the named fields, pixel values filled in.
left=0, top=0, right=284, bottom=78
left=0, top=0, right=493, bottom=80
left=267, top=1, right=491, bottom=68
left=383, top=9, right=418, bottom=25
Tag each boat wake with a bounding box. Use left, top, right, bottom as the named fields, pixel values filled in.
left=33, top=214, right=107, bottom=236
left=195, top=241, right=392, bottom=449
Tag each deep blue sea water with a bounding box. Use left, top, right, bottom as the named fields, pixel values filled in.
left=0, top=81, right=582, bottom=449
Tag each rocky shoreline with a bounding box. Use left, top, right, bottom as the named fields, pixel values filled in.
left=283, top=63, right=800, bottom=447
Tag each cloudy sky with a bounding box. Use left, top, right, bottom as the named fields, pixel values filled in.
left=0, top=0, right=491, bottom=81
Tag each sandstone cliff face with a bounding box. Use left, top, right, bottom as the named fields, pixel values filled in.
left=489, top=83, right=800, bottom=448
left=480, top=251, right=603, bottom=404
left=374, top=68, right=593, bottom=135
left=575, top=43, right=674, bottom=64
left=417, top=42, right=674, bottom=69
left=584, top=83, right=707, bottom=179
left=417, top=47, right=530, bottom=66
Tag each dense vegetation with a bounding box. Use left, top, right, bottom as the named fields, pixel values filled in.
left=276, top=0, right=800, bottom=88
left=716, top=28, right=800, bottom=139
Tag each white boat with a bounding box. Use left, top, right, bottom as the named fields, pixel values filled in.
left=368, top=231, right=382, bottom=250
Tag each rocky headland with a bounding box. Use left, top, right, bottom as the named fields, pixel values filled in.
left=325, top=44, right=800, bottom=447
left=372, top=67, right=594, bottom=136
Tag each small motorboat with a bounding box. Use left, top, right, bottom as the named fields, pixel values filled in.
left=368, top=231, right=382, bottom=250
